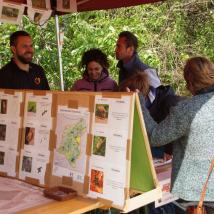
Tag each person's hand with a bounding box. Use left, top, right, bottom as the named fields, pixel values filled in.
left=125, top=87, right=140, bottom=93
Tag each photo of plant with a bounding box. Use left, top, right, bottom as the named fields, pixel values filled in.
left=27, top=101, right=36, bottom=113
left=93, top=136, right=106, bottom=156
left=90, top=169, right=104, bottom=194
left=95, top=104, right=109, bottom=124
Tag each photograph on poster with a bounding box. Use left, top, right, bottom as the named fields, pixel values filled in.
left=27, top=0, right=51, bottom=9
left=0, top=151, right=5, bottom=165
left=32, top=0, right=46, bottom=9
left=0, top=99, right=7, bottom=114
left=34, top=12, right=42, bottom=24
left=56, top=0, right=77, bottom=12
left=93, top=136, right=106, bottom=157
left=1, top=6, right=19, bottom=20
left=90, top=169, right=104, bottom=194
left=0, top=2, right=24, bottom=25
left=27, top=101, right=37, bottom=114
left=95, top=104, right=109, bottom=124
left=25, top=127, right=35, bottom=145
left=24, top=93, right=52, bottom=126
left=0, top=124, right=6, bottom=141
left=22, top=156, right=32, bottom=173
left=27, top=6, right=52, bottom=26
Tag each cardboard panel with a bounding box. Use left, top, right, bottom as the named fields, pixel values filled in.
left=130, top=100, right=156, bottom=192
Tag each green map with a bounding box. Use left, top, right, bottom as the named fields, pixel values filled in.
left=58, top=118, right=86, bottom=167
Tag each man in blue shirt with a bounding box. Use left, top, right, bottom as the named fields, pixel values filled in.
left=115, top=31, right=160, bottom=104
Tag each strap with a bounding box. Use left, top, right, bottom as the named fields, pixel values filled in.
left=197, top=157, right=214, bottom=209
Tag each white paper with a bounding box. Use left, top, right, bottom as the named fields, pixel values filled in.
left=154, top=158, right=178, bottom=208
left=27, top=6, right=52, bottom=26
left=24, top=93, right=52, bottom=128
left=93, top=95, right=131, bottom=136
left=0, top=1, right=24, bottom=25
left=88, top=160, right=126, bottom=207
left=19, top=149, right=50, bottom=185
left=0, top=147, right=17, bottom=177
left=0, top=91, right=23, bottom=120
left=87, top=95, right=132, bottom=207
left=53, top=106, right=90, bottom=184
left=0, top=91, right=23, bottom=177
left=23, top=122, right=50, bottom=150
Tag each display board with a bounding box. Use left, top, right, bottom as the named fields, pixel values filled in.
left=0, top=89, right=161, bottom=212
left=0, top=89, right=24, bottom=177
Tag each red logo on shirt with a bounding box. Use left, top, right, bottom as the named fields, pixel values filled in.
left=34, top=77, right=41, bottom=85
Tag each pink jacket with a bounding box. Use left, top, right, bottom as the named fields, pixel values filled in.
left=72, top=69, right=118, bottom=92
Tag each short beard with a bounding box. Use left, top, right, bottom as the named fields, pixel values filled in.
left=17, top=54, right=32, bottom=64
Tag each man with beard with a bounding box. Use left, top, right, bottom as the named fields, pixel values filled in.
left=115, top=31, right=160, bottom=106
left=0, top=31, right=50, bottom=90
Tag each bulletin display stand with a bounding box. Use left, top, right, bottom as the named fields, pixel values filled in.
left=0, top=89, right=161, bottom=213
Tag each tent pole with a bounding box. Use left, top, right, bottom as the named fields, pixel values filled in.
left=55, top=14, right=64, bottom=91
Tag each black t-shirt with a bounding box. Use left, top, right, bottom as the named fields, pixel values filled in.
left=0, top=59, right=50, bottom=90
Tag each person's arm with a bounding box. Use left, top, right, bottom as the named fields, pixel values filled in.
left=144, top=68, right=161, bottom=88
left=38, top=66, right=50, bottom=90
left=0, top=67, right=11, bottom=89
left=43, top=75, right=50, bottom=90
left=139, top=94, right=190, bottom=147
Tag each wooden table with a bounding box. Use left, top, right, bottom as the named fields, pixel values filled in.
left=18, top=196, right=103, bottom=214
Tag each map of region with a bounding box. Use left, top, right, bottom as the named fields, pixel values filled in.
left=58, top=118, right=86, bottom=167
left=54, top=108, right=89, bottom=178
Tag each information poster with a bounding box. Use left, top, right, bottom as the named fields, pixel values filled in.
left=88, top=95, right=131, bottom=207
left=0, top=91, right=23, bottom=177
left=53, top=106, right=90, bottom=184
left=19, top=93, right=52, bottom=184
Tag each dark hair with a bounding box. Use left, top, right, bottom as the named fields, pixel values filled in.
left=81, top=48, right=109, bottom=70
left=118, top=31, right=138, bottom=51
left=10, top=31, right=31, bottom=46
left=118, top=71, right=149, bottom=96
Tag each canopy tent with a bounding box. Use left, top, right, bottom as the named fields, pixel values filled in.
left=3, top=0, right=162, bottom=90
left=10, top=0, right=162, bottom=13
left=76, top=0, right=162, bottom=12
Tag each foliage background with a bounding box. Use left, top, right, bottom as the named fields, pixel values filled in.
left=0, top=0, right=213, bottom=95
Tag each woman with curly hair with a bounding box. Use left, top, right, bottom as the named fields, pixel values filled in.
left=72, top=48, right=117, bottom=91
